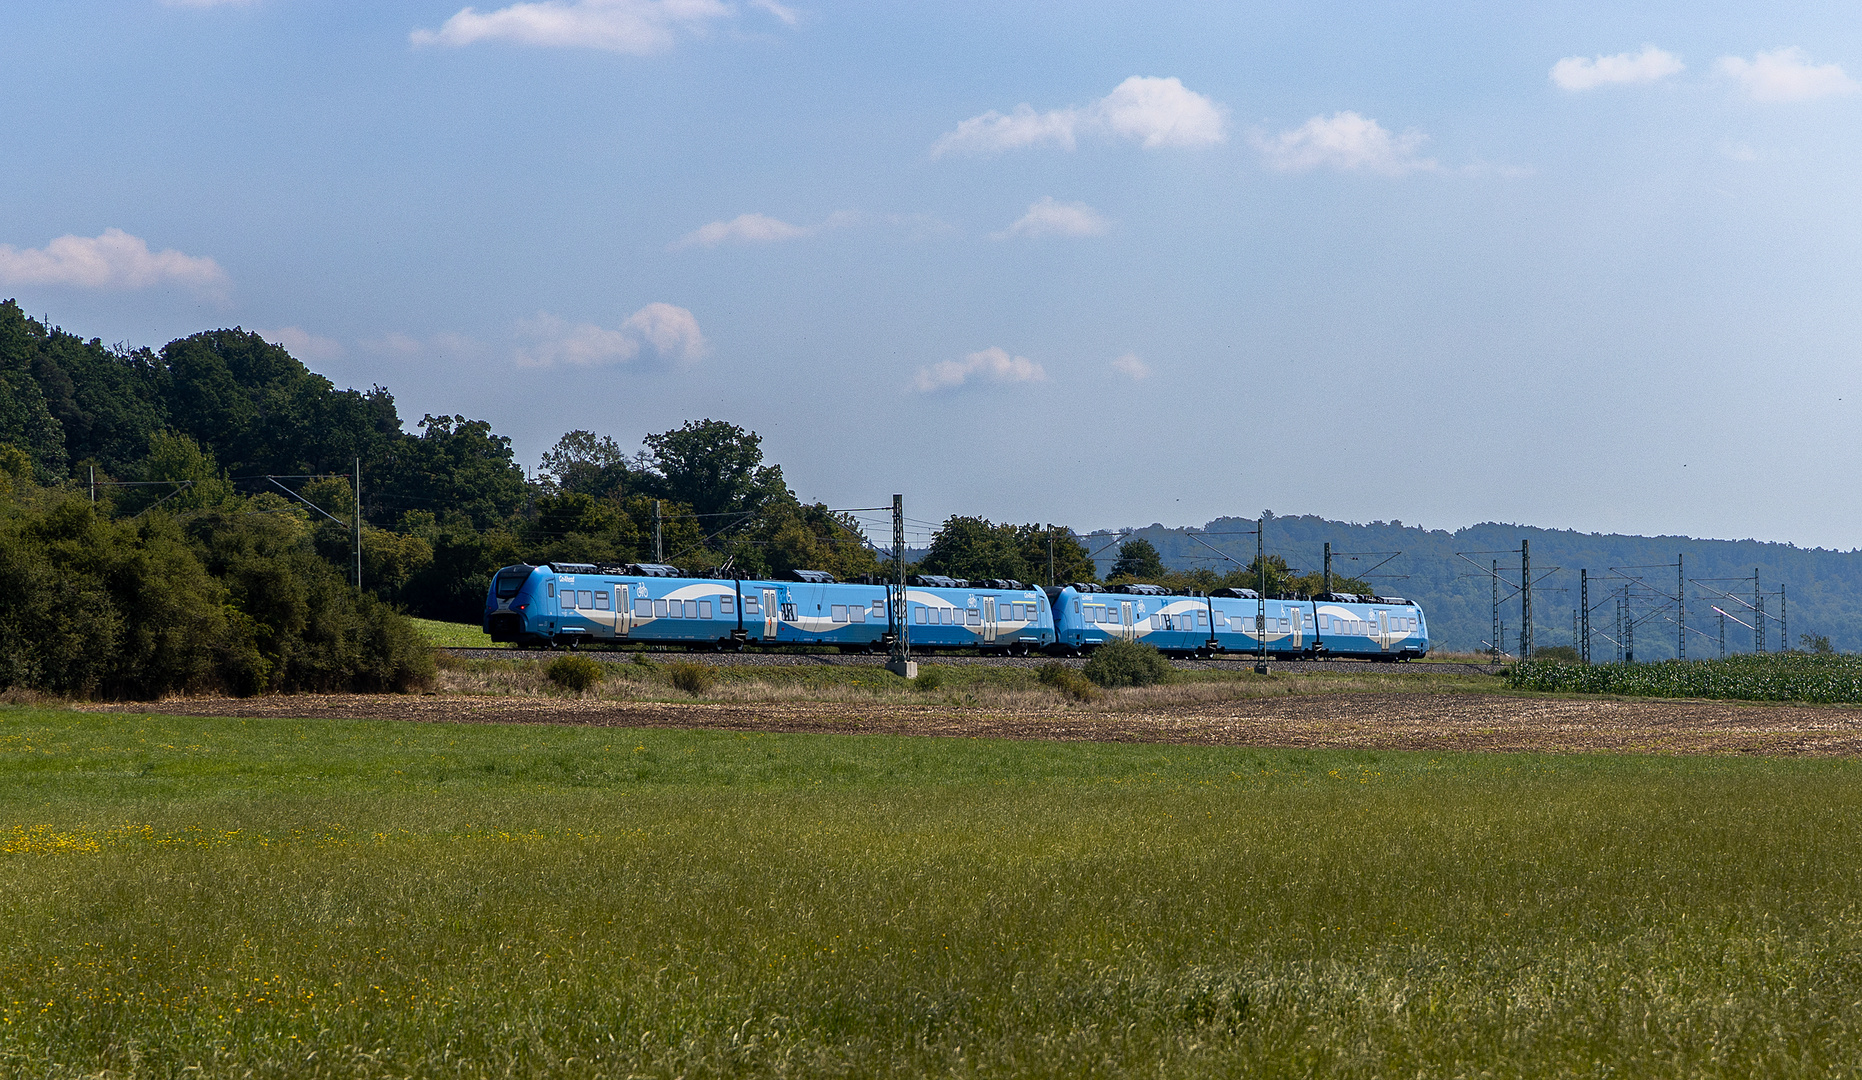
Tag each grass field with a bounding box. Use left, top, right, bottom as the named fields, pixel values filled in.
left=5, top=705, right=1862, bottom=1078
left=407, top=617, right=493, bottom=648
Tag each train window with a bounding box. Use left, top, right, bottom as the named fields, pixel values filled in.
left=577, top=590, right=592, bottom=609
left=743, top=598, right=759, bottom=614
left=699, top=600, right=713, bottom=619
left=685, top=600, right=699, bottom=619
left=850, top=606, right=866, bottom=623
left=1072, top=600, right=1080, bottom=614
left=831, top=605, right=847, bottom=623
left=968, top=609, right=980, bottom=626
left=654, top=599, right=669, bottom=618
left=721, top=596, right=734, bottom=615
left=547, top=582, right=556, bottom=598
left=594, top=591, right=610, bottom=611
left=634, top=599, right=651, bottom=618
left=913, top=607, right=926, bottom=625
left=1197, top=611, right=1208, bottom=626
left=872, top=600, right=885, bottom=619
left=1213, top=611, right=1227, bottom=628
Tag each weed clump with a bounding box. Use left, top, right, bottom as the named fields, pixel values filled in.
left=1083, top=640, right=1174, bottom=688
left=666, top=661, right=716, bottom=695
left=545, top=654, right=605, bottom=693
left=1037, top=662, right=1102, bottom=703
left=912, top=667, right=946, bottom=692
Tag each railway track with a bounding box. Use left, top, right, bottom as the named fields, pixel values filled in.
left=441, top=647, right=1504, bottom=677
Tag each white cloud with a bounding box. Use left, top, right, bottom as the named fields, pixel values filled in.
left=1110, top=353, right=1150, bottom=380
left=0, top=228, right=229, bottom=298
left=1252, top=112, right=1437, bottom=176
left=748, top=0, right=795, bottom=25
left=1718, top=48, right=1859, bottom=102
left=516, top=302, right=705, bottom=368
left=411, top=0, right=733, bottom=55
left=672, top=212, right=809, bottom=249
left=992, top=197, right=1110, bottom=240
left=912, top=347, right=1045, bottom=393
left=621, top=302, right=706, bottom=362
left=932, top=76, right=1226, bottom=157
left=258, top=326, right=345, bottom=364
left=671, top=209, right=869, bottom=249
left=1550, top=46, right=1684, bottom=90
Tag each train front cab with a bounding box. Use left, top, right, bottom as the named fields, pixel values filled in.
left=484, top=564, right=538, bottom=643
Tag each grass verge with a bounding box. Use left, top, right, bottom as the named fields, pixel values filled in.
left=408, top=617, right=493, bottom=648
left=4, top=705, right=1862, bottom=1077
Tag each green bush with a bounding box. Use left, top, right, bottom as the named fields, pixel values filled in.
left=1082, top=640, right=1174, bottom=688
left=1037, top=661, right=1102, bottom=703
left=911, top=667, right=946, bottom=692
left=666, top=661, right=716, bottom=695
left=546, top=654, right=605, bottom=693
left=0, top=497, right=434, bottom=699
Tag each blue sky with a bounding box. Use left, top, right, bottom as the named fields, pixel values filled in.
left=5, top=1, right=1862, bottom=548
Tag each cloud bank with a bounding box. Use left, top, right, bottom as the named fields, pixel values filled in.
left=913, top=347, right=1045, bottom=393
left=0, top=228, right=228, bottom=297
left=933, top=76, right=1226, bottom=156
left=1551, top=46, right=1684, bottom=90
left=516, top=303, right=705, bottom=367
left=992, top=197, right=1110, bottom=240
left=1253, top=112, right=1436, bottom=176
left=259, top=326, right=346, bottom=364
left=412, top=0, right=741, bottom=54
left=1718, top=48, right=1858, bottom=102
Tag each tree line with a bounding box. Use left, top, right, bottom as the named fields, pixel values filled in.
left=1, top=300, right=1385, bottom=698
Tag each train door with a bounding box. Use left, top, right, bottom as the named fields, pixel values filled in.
left=982, top=598, right=997, bottom=644
left=762, top=587, right=779, bottom=640
left=1378, top=610, right=1390, bottom=651
left=616, top=584, right=631, bottom=638
left=1291, top=606, right=1303, bottom=650
left=1121, top=601, right=1134, bottom=641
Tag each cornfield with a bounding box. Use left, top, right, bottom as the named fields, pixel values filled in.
left=1507, top=653, right=1862, bottom=703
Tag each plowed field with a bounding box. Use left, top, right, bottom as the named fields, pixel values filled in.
left=84, top=692, right=1862, bottom=756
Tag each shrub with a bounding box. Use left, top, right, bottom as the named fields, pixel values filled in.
left=1082, top=640, right=1174, bottom=688
left=666, top=661, right=716, bottom=695
left=912, top=667, right=946, bottom=692
left=546, top=654, right=605, bottom=693
left=1037, top=661, right=1102, bottom=703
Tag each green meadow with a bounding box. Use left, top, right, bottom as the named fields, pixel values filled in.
left=4, top=705, right=1862, bottom=1078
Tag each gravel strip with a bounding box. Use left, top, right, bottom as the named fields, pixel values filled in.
left=440, top=647, right=1502, bottom=677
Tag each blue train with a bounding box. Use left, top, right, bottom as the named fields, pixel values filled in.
left=484, top=562, right=1430, bottom=660
left=1050, top=584, right=1428, bottom=660
left=484, top=564, right=1055, bottom=653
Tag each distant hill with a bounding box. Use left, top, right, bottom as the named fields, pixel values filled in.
left=1079, top=514, right=1859, bottom=656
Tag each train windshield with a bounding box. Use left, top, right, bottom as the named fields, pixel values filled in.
left=494, top=566, right=533, bottom=599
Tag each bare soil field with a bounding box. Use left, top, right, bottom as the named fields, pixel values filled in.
left=81, top=691, right=1862, bottom=756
